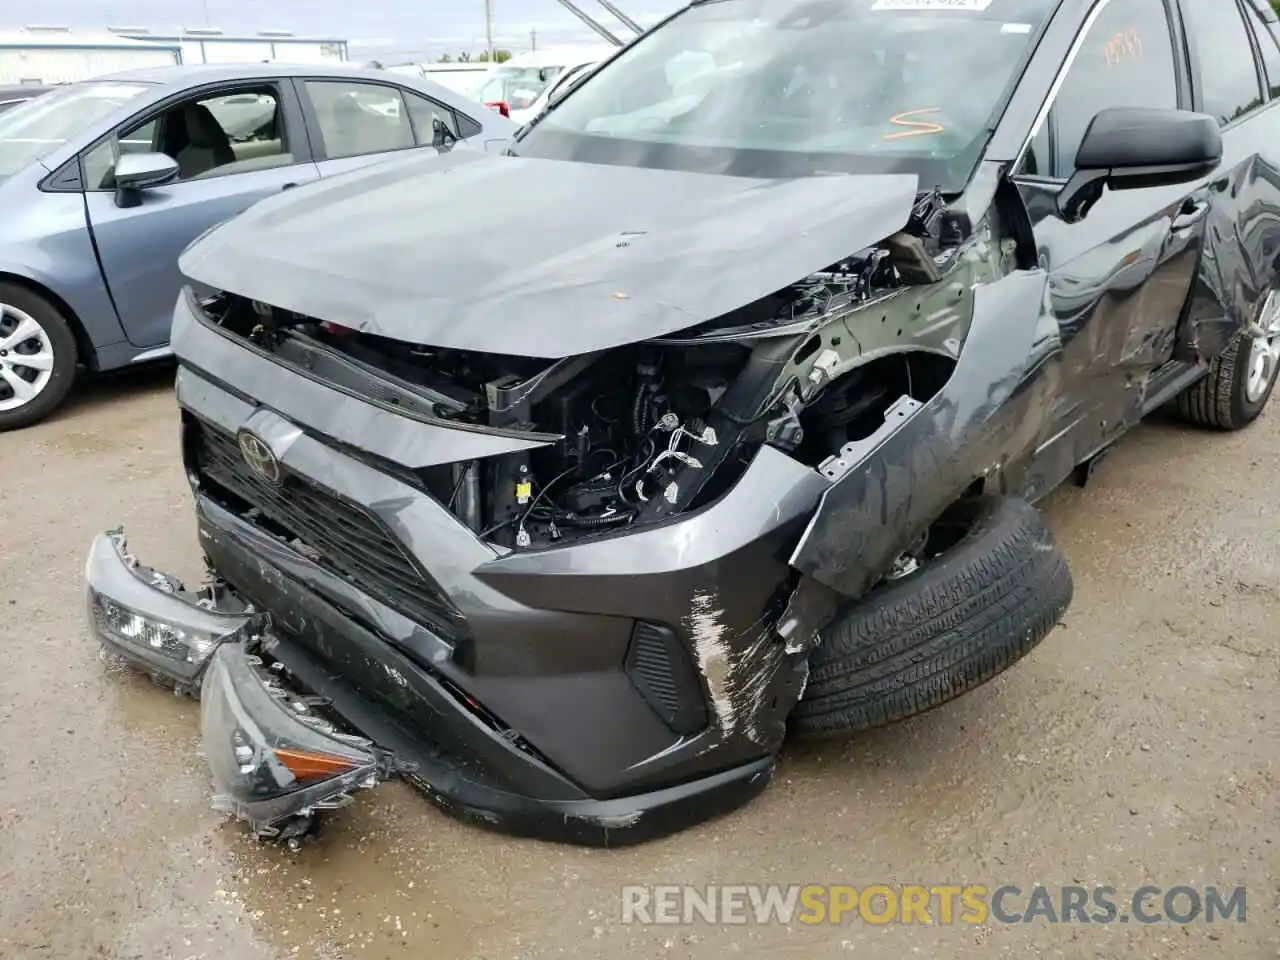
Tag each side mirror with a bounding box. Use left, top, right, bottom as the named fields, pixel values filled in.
left=1057, top=107, right=1222, bottom=222
left=113, top=151, right=179, bottom=208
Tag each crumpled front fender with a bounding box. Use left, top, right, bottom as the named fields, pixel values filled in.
left=788, top=269, right=1058, bottom=599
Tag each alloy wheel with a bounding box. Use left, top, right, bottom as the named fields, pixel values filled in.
left=1246, top=292, right=1280, bottom=404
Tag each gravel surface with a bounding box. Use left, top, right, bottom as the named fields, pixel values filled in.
left=0, top=369, right=1275, bottom=959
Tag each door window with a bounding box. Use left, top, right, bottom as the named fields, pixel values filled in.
left=305, top=80, right=414, bottom=159
left=1027, top=0, right=1178, bottom=179
left=402, top=90, right=458, bottom=144
left=1248, top=12, right=1280, bottom=99
left=83, top=85, right=292, bottom=190
left=1182, top=0, right=1264, bottom=124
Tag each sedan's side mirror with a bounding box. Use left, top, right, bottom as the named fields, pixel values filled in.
left=1057, top=107, right=1222, bottom=222
left=114, top=151, right=179, bottom=208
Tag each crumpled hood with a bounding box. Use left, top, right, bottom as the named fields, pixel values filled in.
left=179, top=149, right=919, bottom=358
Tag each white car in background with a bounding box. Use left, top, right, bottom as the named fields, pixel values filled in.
left=516, top=58, right=603, bottom=124
left=383, top=62, right=495, bottom=99
left=474, top=45, right=615, bottom=124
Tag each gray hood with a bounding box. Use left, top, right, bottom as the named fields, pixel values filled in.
left=179, top=149, right=919, bottom=358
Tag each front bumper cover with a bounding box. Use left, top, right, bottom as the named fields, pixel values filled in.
left=86, top=527, right=775, bottom=846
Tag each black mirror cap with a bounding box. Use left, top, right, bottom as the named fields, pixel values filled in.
left=1075, top=107, right=1222, bottom=172
left=1057, top=108, right=1222, bottom=222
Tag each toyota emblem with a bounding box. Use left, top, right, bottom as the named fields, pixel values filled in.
left=236, top=429, right=283, bottom=485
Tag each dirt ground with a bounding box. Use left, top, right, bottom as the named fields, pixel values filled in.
left=0, top=369, right=1275, bottom=960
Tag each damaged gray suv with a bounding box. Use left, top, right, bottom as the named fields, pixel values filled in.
left=87, top=0, right=1280, bottom=846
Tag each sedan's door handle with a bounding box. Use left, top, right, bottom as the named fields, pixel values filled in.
left=1172, top=199, right=1209, bottom=231
left=281, top=182, right=298, bottom=191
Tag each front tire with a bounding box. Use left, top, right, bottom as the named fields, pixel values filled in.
left=790, top=496, right=1072, bottom=737
left=0, top=283, right=78, bottom=432
left=1174, top=296, right=1280, bottom=430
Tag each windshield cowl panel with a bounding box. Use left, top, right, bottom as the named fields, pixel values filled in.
left=518, top=0, right=1054, bottom=189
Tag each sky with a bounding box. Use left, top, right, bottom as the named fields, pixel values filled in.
left=0, top=0, right=681, bottom=61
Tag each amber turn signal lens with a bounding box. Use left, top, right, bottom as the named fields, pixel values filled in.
left=274, top=747, right=359, bottom=781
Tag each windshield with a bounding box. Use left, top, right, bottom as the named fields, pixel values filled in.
left=0, top=81, right=151, bottom=178
left=478, top=65, right=567, bottom=110
left=517, top=0, right=1053, bottom=187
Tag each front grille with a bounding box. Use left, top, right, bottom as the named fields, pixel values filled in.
left=190, top=421, right=460, bottom=637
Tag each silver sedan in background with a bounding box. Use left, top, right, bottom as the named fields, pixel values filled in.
left=0, top=63, right=515, bottom=430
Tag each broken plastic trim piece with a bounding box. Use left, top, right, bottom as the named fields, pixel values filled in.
left=201, top=643, right=398, bottom=843
left=85, top=529, right=253, bottom=695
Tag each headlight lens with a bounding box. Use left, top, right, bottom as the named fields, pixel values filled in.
left=85, top=531, right=250, bottom=691
left=201, top=645, right=383, bottom=838
left=90, top=593, right=223, bottom=665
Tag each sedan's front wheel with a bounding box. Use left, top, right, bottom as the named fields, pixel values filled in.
left=0, top=282, right=78, bottom=432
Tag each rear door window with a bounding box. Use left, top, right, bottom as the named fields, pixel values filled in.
left=1181, top=0, right=1265, bottom=123
left=1247, top=10, right=1280, bottom=98
left=304, top=79, right=415, bottom=159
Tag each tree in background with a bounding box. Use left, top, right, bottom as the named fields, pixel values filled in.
left=436, top=49, right=511, bottom=63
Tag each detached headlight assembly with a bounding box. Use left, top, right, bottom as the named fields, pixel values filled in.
left=201, top=644, right=386, bottom=841
left=85, top=530, right=251, bottom=692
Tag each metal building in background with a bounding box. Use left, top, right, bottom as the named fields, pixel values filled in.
left=0, top=28, right=180, bottom=84
left=113, top=27, right=349, bottom=65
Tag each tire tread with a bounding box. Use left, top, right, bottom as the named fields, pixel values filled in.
left=1173, top=337, right=1242, bottom=430
left=791, top=497, right=1072, bottom=737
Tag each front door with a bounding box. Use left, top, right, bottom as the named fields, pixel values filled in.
left=83, top=81, right=321, bottom=349
left=1011, top=0, right=1207, bottom=497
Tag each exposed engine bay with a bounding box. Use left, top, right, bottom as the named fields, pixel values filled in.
left=203, top=188, right=1016, bottom=551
